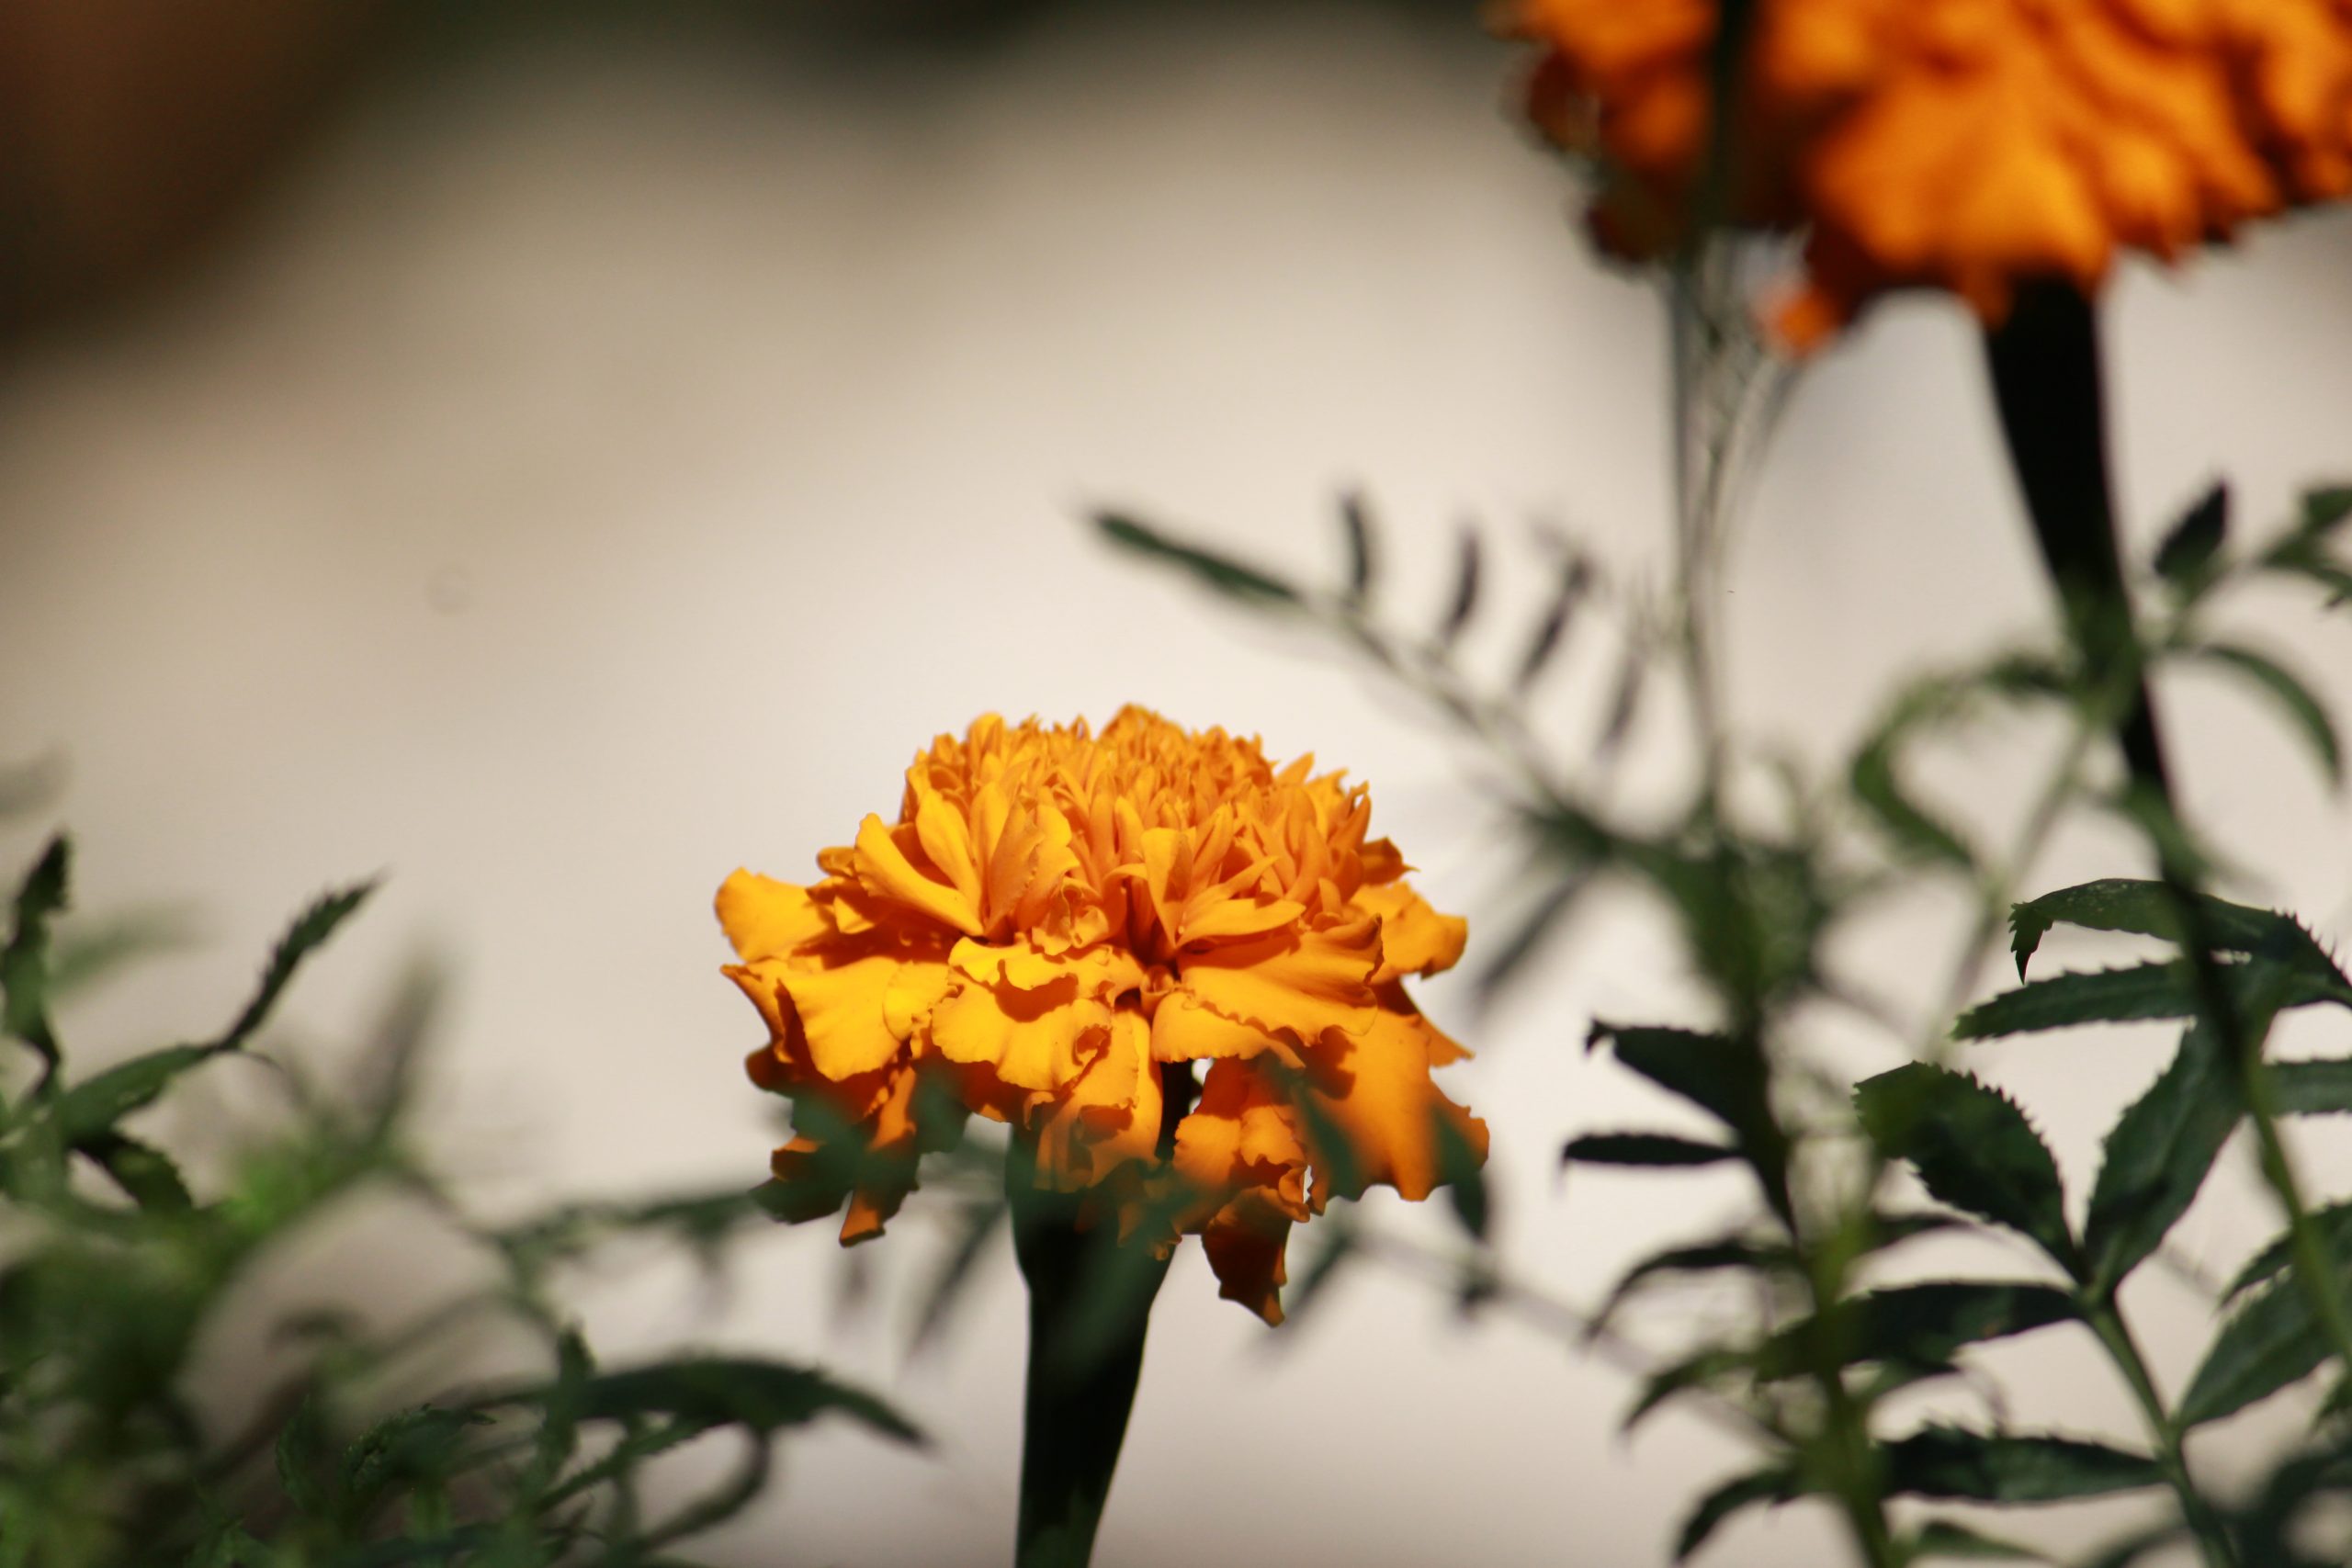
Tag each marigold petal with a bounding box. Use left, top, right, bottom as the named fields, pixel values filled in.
left=716, top=871, right=829, bottom=963
left=1173, top=913, right=1381, bottom=1040
left=1354, top=882, right=1468, bottom=982
left=1304, top=1002, right=1486, bottom=1208
left=852, top=814, right=984, bottom=937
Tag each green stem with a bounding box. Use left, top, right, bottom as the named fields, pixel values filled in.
left=1982, top=282, right=2352, bottom=1387
left=1008, top=1179, right=1169, bottom=1568
left=2084, top=1300, right=2239, bottom=1568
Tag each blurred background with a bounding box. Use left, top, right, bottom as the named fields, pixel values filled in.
left=4, top=3, right=2351, bottom=1563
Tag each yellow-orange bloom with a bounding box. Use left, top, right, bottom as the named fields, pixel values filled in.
left=717, top=707, right=1485, bottom=1323
left=1508, top=0, right=2352, bottom=344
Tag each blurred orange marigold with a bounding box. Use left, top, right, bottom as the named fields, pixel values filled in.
left=717, top=706, right=1485, bottom=1324
left=1507, top=0, right=2352, bottom=344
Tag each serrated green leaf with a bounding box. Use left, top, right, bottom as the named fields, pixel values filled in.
left=83, top=1132, right=193, bottom=1212
left=2, top=835, right=70, bottom=1073
left=1957, top=963, right=2193, bottom=1039
left=1878, top=1427, right=2160, bottom=1503
left=2180, top=1273, right=2343, bottom=1427
left=1757, top=1281, right=2076, bottom=1381
left=2224, top=1201, right=2352, bottom=1302
left=1096, top=513, right=1300, bottom=606
left=2007, top=879, right=2334, bottom=981
left=2154, top=484, right=2228, bottom=590
left=1589, top=1021, right=1773, bottom=1149
left=1854, top=1066, right=2075, bottom=1269
left=276, top=1393, right=331, bottom=1517
left=215, top=881, right=376, bottom=1051
left=1562, top=1132, right=1736, bottom=1168
left=2193, top=643, right=2342, bottom=786
left=1675, top=1465, right=1794, bottom=1561
left=2272, top=1058, right=2352, bottom=1114
left=2082, top=1021, right=2239, bottom=1296
left=339, top=1405, right=492, bottom=1519
left=51, top=1044, right=220, bottom=1145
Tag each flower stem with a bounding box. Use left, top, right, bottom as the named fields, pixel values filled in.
left=1982, top=281, right=2352, bottom=1414
left=1008, top=1178, right=1170, bottom=1568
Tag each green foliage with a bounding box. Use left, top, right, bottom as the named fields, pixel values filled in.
left=2080, top=1021, right=2238, bottom=1297
left=1854, top=1066, right=2075, bottom=1269
left=2154, top=484, right=2229, bottom=594
left=1875, top=1428, right=2161, bottom=1504
left=0, top=836, right=914, bottom=1566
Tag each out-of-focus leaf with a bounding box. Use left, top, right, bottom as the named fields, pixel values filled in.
left=909, top=1194, right=1007, bottom=1358
left=1877, top=1427, right=2161, bottom=1503
left=2180, top=1273, right=2342, bottom=1427
left=2154, top=483, right=2228, bottom=590
left=1515, top=553, right=1593, bottom=691
left=1757, top=1281, right=2077, bottom=1380
left=339, top=1406, right=492, bottom=1519
left=2191, top=643, right=2342, bottom=786
left=1437, top=525, right=1481, bottom=649
left=1907, top=1520, right=2049, bottom=1561
left=1432, top=1108, right=1489, bottom=1240
left=1590, top=1234, right=1789, bottom=1337
left=2082, top=1021, right=2239, bottom=1296
left=2, top=835, right=70, bottom=1073
left=2078, top=1527, right=2188, bottom=1568
left=2302, top=486, right=2352, bottom=538
left=2225, top=1202, right=2352, bottom=1302
left=276, top=1394, right=332, bottom=1518
left=47, top=908, right=196, bottom=1000
left=83, top=1132, right=192, bottom=1212
left=1854, top=1065, right=2075, bottom=1269
left=1562, top=1132, right=1736, bottom=1168
left=52, top=1044, right=221, bottom=1145
left=1279, top=1219, right=1357, bottom=1330
left=553, top=1359, right=922, bottom=1446
left=1624, top=1347, right=1750, bottom=1433
left=1674, top=1465, right=1794, bottom=1561
left=214, top=881, right=376, bottom=1051
left=1476, top=874, right=1589, bottom=1000
left=1095, top=513, right=1301, bottom=606
left=1338, top=492, right=1375, bottom=606
left=1852, top=730, right=1978, bottom=871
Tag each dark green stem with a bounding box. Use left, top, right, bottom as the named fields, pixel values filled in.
left=2084, top=1299, right=2239, bottom=1568
left=1984, top=280, right=2352, bottom=1434
left=1009, top=1175, right=1169, bottom=1568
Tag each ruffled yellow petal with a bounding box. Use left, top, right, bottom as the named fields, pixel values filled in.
left=1354, top=882, right=1468, bottom=983
left=1303, top=1001, right=1485, bottom=1208
left=1172, top=914, right=1381, bottom=1040
left=852, top=814, right=984, bottom=937
left=1032, top=1011, right=1163, bottom=1190
left=715, top=871, right=830, bottom=963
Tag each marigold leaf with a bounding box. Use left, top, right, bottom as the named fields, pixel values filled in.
left=1433, top=1107, right=1490, bottom=1240
left=214, top=880, right=377, bottom=1052
left=82, top=1132, right=193, bottom=1213
left=2301, top=485, right=2352, bottom=539
left=1877, top=1427, right=2161, bottom=1503
left=1562, top=1132, right=1736, bottom=1168
left=1957, top=963, right=2194, bottom=1039
left=2271, top=1058, right=2352, bottom=1115
left=1757, top=1281, right=2077, bottom=1381
left=1907, top=1519, right=2051, bottom=1561
left=2, top=835, right=70, bottom=1074
left=1095, top=513, right=1301, bottom=606
left=2180, top=1274, right=2342, bottom=1427
left=2082, top=1021, right=2240, bottom=1296
left=550, top=1358, right=922, bottom=1446
left=2153, top=482, right=2228, bottom=591
left=1338, top=491, right=1375, bottom=606
left=1514, top=552, right=1593, bottom=692
left=1624, top=1346, right=1750, bottom=1432
left=2222, top=1201, right=2352, bottom=1303
left=51, top=1044, right=222, bottom=1146
left=1436, top=525, right=1481, bottom=649
left=909, top=1194, right=1007, bottom=1359
left=1588, top=1021, right=1773, bottom=1150
left=1674, top=1465, right=1794, bottom=1561
left=2191, top=642, right=2343, bottom=786
left=1854, top=1065, right=2075, bottom=1269
left=1279, top=1220, right=1357, bottom=1330
left=1591, top=1234, right=1790, bottom=1337
left=2007, top=878, right=2328, bottom=980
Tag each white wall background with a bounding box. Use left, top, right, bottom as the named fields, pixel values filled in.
left=3, top=6, right=2350, bottom=1565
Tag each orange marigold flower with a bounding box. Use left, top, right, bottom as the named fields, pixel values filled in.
left=717, top=706, right=1485, bottom=1324
left=1507, top=0, right=2352, bottom=344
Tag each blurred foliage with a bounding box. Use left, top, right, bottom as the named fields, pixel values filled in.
left=0, top=832, right=917, bottom=1567
left=1102, top=472, right=2352, bottom=1566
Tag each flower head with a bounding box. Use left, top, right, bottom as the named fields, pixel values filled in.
left=718, top=706, right=1484, bottom=1323
left=1508, top=0, right=2352, bottom=344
